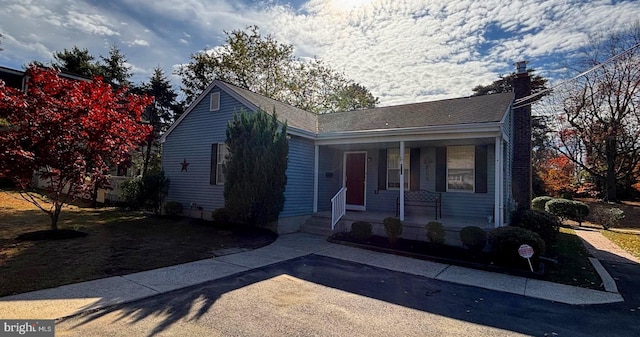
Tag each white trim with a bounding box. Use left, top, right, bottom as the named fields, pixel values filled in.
left=343, top=151, right=367, bottom=211
left=161, top=80, right=316, bottom=143
left=313, top=145, right=319, bottom=213
left=315, top=129, right=501, bottom=146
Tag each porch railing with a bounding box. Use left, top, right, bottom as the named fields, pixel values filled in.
left=331, top=187, right=347, bottom=230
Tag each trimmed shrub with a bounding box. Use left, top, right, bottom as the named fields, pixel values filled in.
left=350, top=221, right=373, bottom=242
left=121, top=177, right=141, bottom=208
left=459, top=226, right=487, bottom=252
left=592, top=207, right=625, bottom=230
left=212, top=207, right=232, bottom=225
left=545, top=198, right=590, bottom=225
left=560, top=192, right=574, bottom=200
left=531, top=196, right=554, bottom=211
left=488, top=226, right=545, bottom=265
left=511, top=209, right=560, bottom=245
left=426, top=221, right=446, bottom=245
left=164, top=201, right=183, bottom=217
left=383, top=217, right=403, bottom=247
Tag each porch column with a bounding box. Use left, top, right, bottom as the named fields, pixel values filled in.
left=494, top=136, right=502, bottom=227
left=399, top=141, right=405, bottom=221
left=313, top=144, right=319, bottom=213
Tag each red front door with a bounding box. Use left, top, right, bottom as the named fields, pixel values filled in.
left=345, top=152, right=366, bottom=209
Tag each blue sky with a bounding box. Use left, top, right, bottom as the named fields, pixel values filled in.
left=1, top=0, right=639, bottom=106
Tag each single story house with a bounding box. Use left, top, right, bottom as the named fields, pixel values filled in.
left=161, top=65, right=532, bottom=235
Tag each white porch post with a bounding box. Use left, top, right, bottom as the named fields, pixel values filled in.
left=313, top=144, right=319, bottom=213
left=399, top=141, right=405, bottom=221
left=494, top=136, right=502, bottom=227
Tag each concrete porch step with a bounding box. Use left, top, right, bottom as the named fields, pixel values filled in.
left=300, top=215, right=334, bottom=237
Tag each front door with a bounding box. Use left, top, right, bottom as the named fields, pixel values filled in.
left=344, top=152, right=366, bottom=211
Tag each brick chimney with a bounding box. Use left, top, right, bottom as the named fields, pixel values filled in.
left=512, top=61, right=532, bottom=210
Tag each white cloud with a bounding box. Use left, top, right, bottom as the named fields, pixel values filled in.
left=129, top=39, right=150, bottom=47
left=1, top=0, right=639, bottom=105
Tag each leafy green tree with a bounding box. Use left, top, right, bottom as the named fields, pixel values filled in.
left=136, top=66, right=179, bottom=177
left=332, top=82, right=379, bottom=112
left=224, top=109, right=288, bottom=226
left=176, top=25, right=377, bottom=113
left=472, top=69, right=549, bottom=99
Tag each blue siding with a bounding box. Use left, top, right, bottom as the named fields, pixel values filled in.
left=317, top=144, right=496, bottom=218
left=281, top=136, right=315, bottom=217
left=440, top=147, right=495, bottom=219
left=317, top=147, right=342, bottom=211
left=163, top=89, right=244, bottom=212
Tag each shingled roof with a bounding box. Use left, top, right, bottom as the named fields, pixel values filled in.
left=317, top=92, right=514, bottom=133
left=221, top=82, right=318, bottom=133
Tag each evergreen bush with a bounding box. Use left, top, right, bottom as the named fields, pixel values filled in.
left=531, top=196, right=554, bottom=211
left=164, top=201, right=183, bottom=217
left=383, top=217, right=403, bottom=247
left=426, top=221, right=446, bottom=245
left=592, top=207, right=625, bottom=230
left=488, top=226, right=545, bottom=265
left=511, top=209, right=560, bottom=245
left=459, top=226, right=487, bottom=252
left=350, top=221, right=373, bottom=242
left=545, top=198, right=589, bottom=225
left=224, top=109, right=288, bottom=226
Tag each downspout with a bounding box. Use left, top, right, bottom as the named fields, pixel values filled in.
left=494, top=136, right=502, bottom=227
left=399, top=141, right=405, bottom=221
left=313, top=145, right=319, bottom=213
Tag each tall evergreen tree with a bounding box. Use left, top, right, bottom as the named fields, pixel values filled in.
left=224, top=109, right=288, bottom=226
left=137, top=66, right=179, bottom=177
left=52, top=46, right=101, bottom=77
left=99, top=45, right=133, bottom=87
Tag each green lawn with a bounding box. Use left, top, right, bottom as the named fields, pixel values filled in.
left=601, top=230, right=640, bottom=260
left=545, top=227, right=602, bottom=289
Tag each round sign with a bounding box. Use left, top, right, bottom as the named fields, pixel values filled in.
left=518, top=244, right=534, bottom=259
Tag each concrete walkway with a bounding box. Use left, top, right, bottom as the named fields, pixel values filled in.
left=0, top=233, right=625, bottom=320
left=573, top=227, right=640, bottom=265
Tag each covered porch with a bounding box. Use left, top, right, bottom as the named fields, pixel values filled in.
left=311, top=132, right=512, bottom=232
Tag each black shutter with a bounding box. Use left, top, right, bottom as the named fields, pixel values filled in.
left=475, top=145, right=488, bottom=193
left=210, top=144, right=218, bottom=185
left=435, top=147, right=446, bottom=192
left=410, top=148, right=420, bottom=191
left=378, top=149, right=387, bottom=190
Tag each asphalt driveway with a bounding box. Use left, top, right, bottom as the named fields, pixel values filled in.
left=55, top=254, right=640, bottom=337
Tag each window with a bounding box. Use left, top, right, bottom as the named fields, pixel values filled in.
left=216, top=143, right=227, bottom=184
left=210, top=92, right=220, bottom=111
left=447, top=145, right=474, bottom=192
left=210, top=143, right=227, bottom=185
left=387, top=148, right=410, bottom=189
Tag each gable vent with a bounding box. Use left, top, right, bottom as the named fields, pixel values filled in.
left=210, top=92, right=220, bottom=111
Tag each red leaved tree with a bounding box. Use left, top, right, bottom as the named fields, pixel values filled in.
left=538, top=154, right=578, bottom=197
left=0, top=65, right=152, bottom=230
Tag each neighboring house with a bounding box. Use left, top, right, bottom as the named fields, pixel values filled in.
left=161, top=65, right=533, bottom=235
